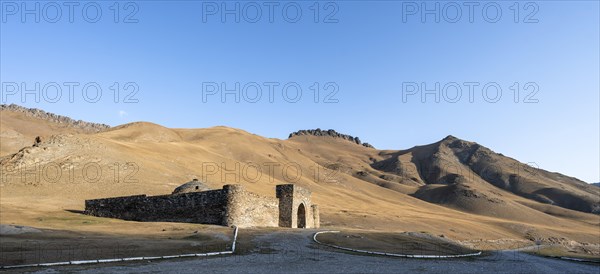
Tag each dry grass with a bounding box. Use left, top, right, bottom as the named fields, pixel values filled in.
left=1, top=108, right=599, bottom=259
left=316, top=231, right=476, bottom=256
left=525, top=246, right=600, bottom=262
left=0, top=226, right=232, bottom=266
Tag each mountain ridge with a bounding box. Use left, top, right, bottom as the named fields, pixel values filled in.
left=1, top=104, right=599, bottom=254
left=289, top=128, right=374, bottom=148
left=0, top=104, right=111, bottom=131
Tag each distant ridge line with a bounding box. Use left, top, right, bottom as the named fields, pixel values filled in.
left=289, top=128, right=374, bottom=148
left=1, top=104, right=110, bottom=132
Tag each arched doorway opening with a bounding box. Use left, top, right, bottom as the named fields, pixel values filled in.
left=297, top=203, right=306, bottom=228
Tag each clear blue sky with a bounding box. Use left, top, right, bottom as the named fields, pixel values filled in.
left=1, top=1, right=598, bottom=183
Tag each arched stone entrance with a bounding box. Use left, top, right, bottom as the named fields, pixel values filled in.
left=276, top=184, right=319, bottom=228
left=297, top=203, right=306, bottom=228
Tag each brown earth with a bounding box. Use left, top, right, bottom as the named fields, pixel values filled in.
left=315, top=231, right=476, bottom=255
left=0, top=105, right=599, bottom=259
left=0, top=224, right=232, bottom=266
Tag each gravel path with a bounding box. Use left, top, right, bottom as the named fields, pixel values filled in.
left=20, top=231, right=600, bottom=274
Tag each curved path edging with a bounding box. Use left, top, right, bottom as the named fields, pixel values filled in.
left=1, top=226, right=239, bottom=270
left=313, top=230, right=482, bottom=259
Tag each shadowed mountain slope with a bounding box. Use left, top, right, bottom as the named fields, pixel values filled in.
left=1, top=105, right=598, bottom=252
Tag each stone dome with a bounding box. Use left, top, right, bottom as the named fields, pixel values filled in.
left=172, top=179, right=210, bottom=194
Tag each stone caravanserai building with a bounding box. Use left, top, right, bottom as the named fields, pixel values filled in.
left=84, top=180, right=320, bottom=228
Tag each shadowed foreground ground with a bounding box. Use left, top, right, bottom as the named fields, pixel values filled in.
left=9, top=231, right=599, bottom=274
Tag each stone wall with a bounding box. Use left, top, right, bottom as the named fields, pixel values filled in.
left=276, top=184, right=317, bottom=228
left=311, top=205, right=320, bottom=229
left=276, top=184, right=295, bottom=227
left=85, top=184, right=318, bottom=228
left=84, top=189, right=228, bottom=224
left=224, top=185, right=279, bottom=227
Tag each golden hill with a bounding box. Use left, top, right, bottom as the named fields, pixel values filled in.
left=0, top=104, right=109, bottom=156
left=0, top=105, right=598, bottom=254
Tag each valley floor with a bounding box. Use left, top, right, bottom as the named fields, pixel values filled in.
left=6, top=230, right=599, bottom=274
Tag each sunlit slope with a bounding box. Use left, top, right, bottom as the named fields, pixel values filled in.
left=0, top=105, right=109, bottom=156
left=0, top=110, right=598, bottom=247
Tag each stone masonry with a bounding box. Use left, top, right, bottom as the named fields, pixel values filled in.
left=84, top=182, right=319, bottom=228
